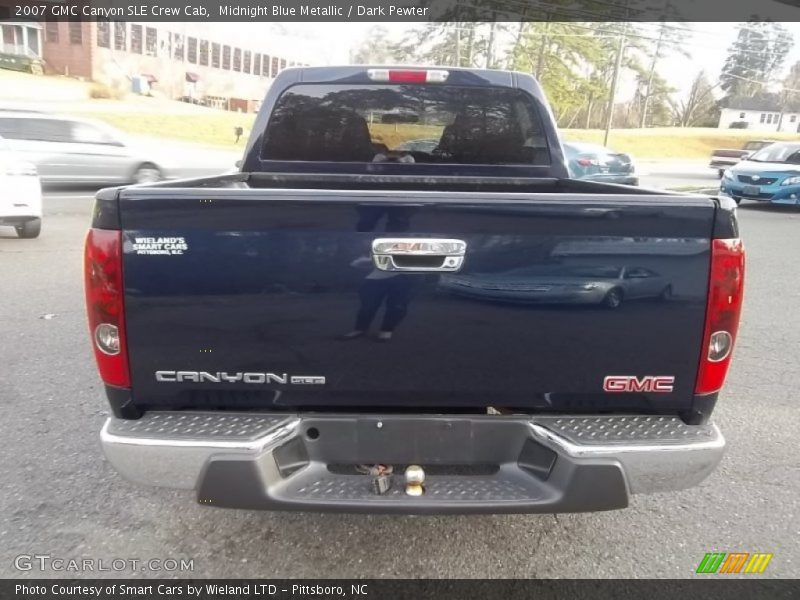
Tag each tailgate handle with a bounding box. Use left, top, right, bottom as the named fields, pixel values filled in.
left=371, top=238, right=467, bottom=272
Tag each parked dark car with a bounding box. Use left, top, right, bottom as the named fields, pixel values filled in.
left=90, top=66, right=742, bottom=515
left=709, top=139, right=775, bottom=178
left=563, top=142, right=638, bottom=185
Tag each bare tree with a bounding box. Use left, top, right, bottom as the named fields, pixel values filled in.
left=350, top=26, right=401, bottom=65
left=670, top=71, right=719, bottom=127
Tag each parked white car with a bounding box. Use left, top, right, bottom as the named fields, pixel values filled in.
left=0, top=111, right=176, bottom=185
left=0, top=135, right=42, bottom=238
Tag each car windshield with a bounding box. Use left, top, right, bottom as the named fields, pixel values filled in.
left=749, top=143, right=800, bottom=164
left=71, top=121, right=123, bottom=145
left=744, top=141, right=770, bottom=151
left=262, top=83, right=550, bottom=165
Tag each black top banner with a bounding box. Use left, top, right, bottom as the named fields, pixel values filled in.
left=1, top=0, right=799, bottom=22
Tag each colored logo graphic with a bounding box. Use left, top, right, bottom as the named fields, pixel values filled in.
left=696, top=552, right=773, bottom=574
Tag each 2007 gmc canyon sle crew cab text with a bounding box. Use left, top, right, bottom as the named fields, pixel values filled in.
left=86, top=67, right=744, bottom=513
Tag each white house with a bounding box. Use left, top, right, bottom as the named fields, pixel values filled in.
left=718, top=98, right=800, bottom=133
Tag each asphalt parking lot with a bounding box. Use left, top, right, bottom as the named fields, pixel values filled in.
left=1, top=184, right=798, bottom=579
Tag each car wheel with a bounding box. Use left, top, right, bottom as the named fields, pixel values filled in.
left=15, top=218, right=41, bottom=239
left=659, top=285, right=672, bottom=301
left=132, top=163, right=162, bottom=184
left=602, top=288, right=623, bottom=309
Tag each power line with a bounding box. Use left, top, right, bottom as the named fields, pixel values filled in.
left=433, top=21, right=796, bottom=60
left=722, top=71, right=800, bottom=93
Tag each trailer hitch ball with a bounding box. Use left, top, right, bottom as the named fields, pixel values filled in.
left=405, top=465, right=425, bottom=496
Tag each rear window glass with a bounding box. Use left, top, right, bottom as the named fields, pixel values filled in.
left=0, top=117, right=72, bottom=143
left=71, top=122, right=120, bottom=145
left=261, top=84, right=550, bottom=166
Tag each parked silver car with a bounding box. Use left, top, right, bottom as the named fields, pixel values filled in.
left=440, top=265, right=672, bottom=309
left=0, top=111, right=176, bottom=185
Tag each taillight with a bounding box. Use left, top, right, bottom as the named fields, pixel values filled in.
left=84, top=228, right=130, bottom=388
left=695, top=238, right=745, bottom=395
left=367, top=69, right=449, bottom=83
left=577, top=158, right=599, bottom=167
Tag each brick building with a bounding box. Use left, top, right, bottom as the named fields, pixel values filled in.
left=39, top=22, right=309, bottom=109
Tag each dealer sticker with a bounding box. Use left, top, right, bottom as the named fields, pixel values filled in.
left=131, top=236, right=188, bottom=256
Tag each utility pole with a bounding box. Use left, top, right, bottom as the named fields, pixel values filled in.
left=455, top=23, right=461, bottom=67
left=535, top=19, right=551, bottom=79
left=486, top=19, right=496, bottom=69
left=640, top=23, right=665, bottom=129
left=466, top=23, right=475, bottom=67
left=603, top=24, right=626, bottom=147
left=776, top=86, right=788, bottom=132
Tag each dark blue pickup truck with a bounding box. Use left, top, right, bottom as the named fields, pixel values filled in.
left=86, top=66, right=744, bottom=513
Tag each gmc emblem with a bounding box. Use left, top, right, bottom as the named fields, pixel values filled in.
left=603, top=375, right=675, bottom=393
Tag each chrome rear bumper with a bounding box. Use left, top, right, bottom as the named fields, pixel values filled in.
left=101, top=412, right=724, bottom=513
left=529, top=416, right=724, bottom=494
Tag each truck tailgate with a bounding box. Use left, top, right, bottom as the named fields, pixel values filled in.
left=119, top=188, right=715, bottom=415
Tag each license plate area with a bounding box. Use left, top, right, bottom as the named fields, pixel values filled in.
left=742, top=185, right=760, bottom=196
left=298, top=416, right=532, bottom=465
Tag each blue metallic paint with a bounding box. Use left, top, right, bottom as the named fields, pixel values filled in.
left=90, top=67, right=736, bottom=422
left=118, top=187, right=714, bottom=416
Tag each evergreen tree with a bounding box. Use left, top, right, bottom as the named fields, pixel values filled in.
left=720, top=21, right=793, bottom=101
left=781, top=61, right=800, bottom=111
left=507, top=22, right=608, bottom=125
